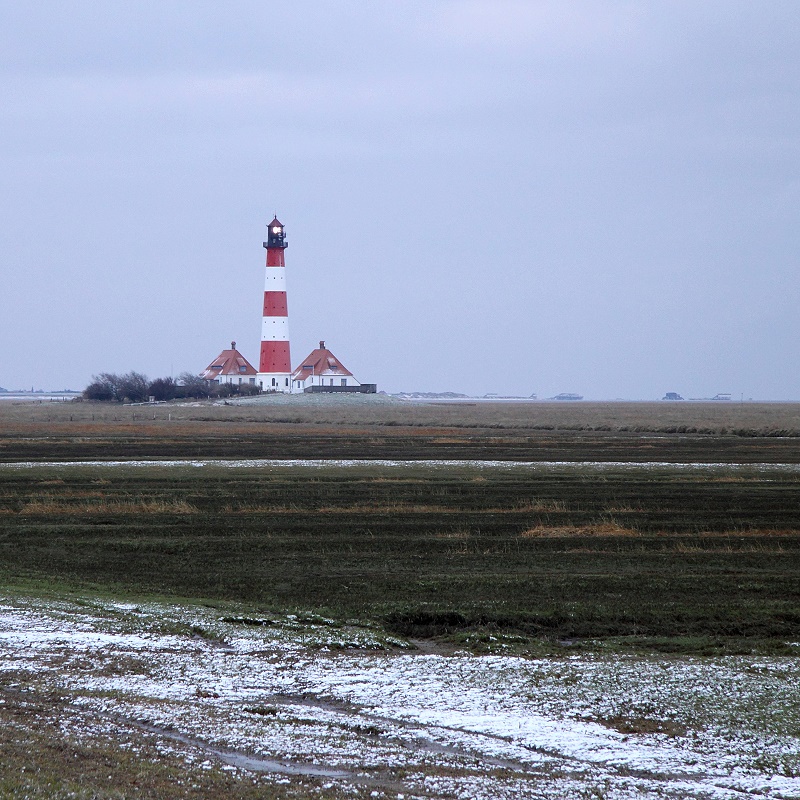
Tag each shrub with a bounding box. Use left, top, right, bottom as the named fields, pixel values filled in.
left=84, top=371, right=151, bottom=402
left=84, top=371, right=260, bottom=402
left=83, top=375, right=117, bottom=401
left=83, top=372, right=138, bottom=402
left=118, top=372, right=150, bottom=403
left=148, top=377, right=178, bottom=402
left=177, top=372, right=211, bottom=399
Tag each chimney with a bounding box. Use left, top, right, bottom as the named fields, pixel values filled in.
left=319, top=340, right=325, bottom=349
left=231, top=341, right=236, bottom=350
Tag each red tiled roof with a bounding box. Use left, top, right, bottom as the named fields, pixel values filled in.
left=291, top=344, right=353, bottom=380
left=200, top=346, right=257, bottom=379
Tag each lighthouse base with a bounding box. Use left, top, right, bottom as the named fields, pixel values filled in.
left=256, top=373, right=292, bottom=393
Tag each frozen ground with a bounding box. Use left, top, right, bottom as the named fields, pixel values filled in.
left=1, top=595, right=799, bottom=799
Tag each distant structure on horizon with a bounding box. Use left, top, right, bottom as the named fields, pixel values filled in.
left=201, top=342, right=257, bottom=387
left=257, top=216, right=292, bottom=392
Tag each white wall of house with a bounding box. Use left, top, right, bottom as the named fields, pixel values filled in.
left=291, top=372, right=360, bottom=393
left=257, top=373, right=292, bottom=392
left=208, top=371, right=257, bottom=386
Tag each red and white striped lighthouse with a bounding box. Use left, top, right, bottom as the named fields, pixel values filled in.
left=256, top=216, right=292, bottom=392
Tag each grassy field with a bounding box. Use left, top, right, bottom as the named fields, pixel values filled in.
left=3, top=399, right=800, bottom=797
left=1, top=399, right=800, bottom=653
left=2, top=461, right=800, bottom=653
left=2, top=398, right=800, bottom=462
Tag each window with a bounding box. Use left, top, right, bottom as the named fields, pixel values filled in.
left=341, top=379, right=347, bottom=386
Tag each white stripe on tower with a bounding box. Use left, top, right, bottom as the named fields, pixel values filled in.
left=257, top=216, right=291, bottom=391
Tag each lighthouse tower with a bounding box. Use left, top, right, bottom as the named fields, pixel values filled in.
left=256, top=216, right=292, bottom=392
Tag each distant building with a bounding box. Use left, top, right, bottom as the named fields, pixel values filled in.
left=201, top=342, right=257, bottom=386
left=291, top=341, right=375, bottom=393
left=663, top=392, right=684, bottom=400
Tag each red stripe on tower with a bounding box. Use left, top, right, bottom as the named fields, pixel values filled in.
left=263, top=293, right=288, bottom=316
left=256, top=216, right=292, bottom=391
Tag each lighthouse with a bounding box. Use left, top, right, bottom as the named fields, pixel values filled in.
left=256, top=216, right=292, bottom=392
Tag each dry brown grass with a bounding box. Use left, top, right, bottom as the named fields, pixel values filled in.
left=520, top=523, right=640, bottom=538
left=518, top=526, right=800, bottom=548
left=512, top=500, right=570, bottom=512
left=315, top=503, right=458, bottom=513
left=19, top=498, right=198, bottom=515
left=672, top=541, right=786, bottom=554
left=3, top=398, right=800, bottom=466
left=3, top=398, right=800, bottom=435
left=222, top=501, right=572, bottom=514
left=672, top=528, right=800, bottom=538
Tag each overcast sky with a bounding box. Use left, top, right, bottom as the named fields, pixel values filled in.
left=1, top=1, right=798, bottom=398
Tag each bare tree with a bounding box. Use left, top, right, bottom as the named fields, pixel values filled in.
left=83, top=371, right=150, bottom=402
left=177, top=371, right=210, bottom=399
left=118, top=372, right=150, bottom=403
left=148, top=377, right=177, bottom=401
left=83, top=373, right=118, bottom=401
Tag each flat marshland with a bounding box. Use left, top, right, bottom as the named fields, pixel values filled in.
left=2, top=396, right=800, bottom=461
left=1, top=398, right=800, bottom=798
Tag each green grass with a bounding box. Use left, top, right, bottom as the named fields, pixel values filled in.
left=2, top=463, right=800, bottom=653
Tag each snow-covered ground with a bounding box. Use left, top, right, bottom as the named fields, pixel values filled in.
left=1, top=595, right=799, bottom=798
